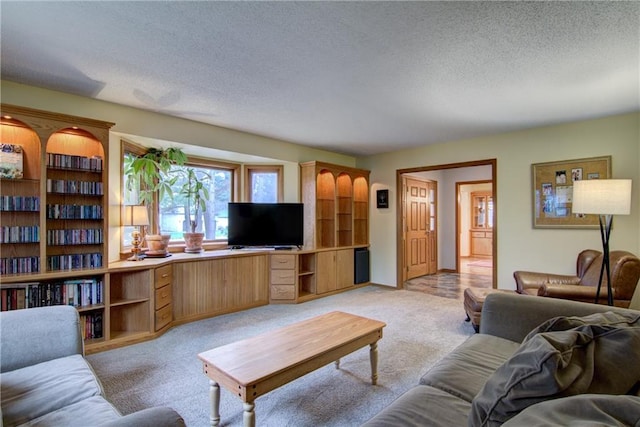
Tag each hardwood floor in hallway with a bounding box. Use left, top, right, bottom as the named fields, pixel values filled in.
left=404, top=256, right=492, bottom=300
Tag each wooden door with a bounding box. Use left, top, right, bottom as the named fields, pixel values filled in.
left=404, top=177, right=437, bottom=280
left=316, top=251, right=337, bottom=294
left=336, top=248, right=354, bottom=289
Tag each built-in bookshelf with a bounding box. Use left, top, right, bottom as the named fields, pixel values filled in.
left=0, top=104, right=113, bottom=347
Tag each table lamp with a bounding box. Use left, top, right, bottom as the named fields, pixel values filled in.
left=572, top=179, right=632, bottom=305
left=123, top=205, right=150, bottom=261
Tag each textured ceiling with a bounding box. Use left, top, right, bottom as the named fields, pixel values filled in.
left=1, top=1, right=639, bottom=156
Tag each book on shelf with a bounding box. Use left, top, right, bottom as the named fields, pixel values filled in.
left=0, top=143, right=24, bottom=179
left=1, top=278, right=103, bottom=311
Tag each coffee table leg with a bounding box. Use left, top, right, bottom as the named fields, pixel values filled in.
left=370, top=342, right=379, bottom=385
left=243, top=402, right=255, bottom=427
left=209, top=380, right=220, bottom=426
left=335, top=359, right=340, bottom=369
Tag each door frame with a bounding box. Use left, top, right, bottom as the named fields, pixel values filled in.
left=456, top=180, right=493, bottom=271
left=396, top=159, right=498, bottom=289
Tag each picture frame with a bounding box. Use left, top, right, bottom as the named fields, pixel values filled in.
left=376, top=189, right=389, bottom=209
left=532, top=155, right=611, bottom=228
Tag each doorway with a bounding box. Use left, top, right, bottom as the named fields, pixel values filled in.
left=457, top=181, right=493, bottom=276
left=396, top=159, right=497, bottom=289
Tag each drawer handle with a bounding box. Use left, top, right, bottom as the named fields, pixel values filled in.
left=161, top=273, right=169, bottom=278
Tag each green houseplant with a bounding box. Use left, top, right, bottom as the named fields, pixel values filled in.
left=124, top=147, right=187, bottom=255
left=179, top=167, right=211, bottom=253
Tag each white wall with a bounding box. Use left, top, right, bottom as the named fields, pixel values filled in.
left=360, top=113, right=640, bottom=292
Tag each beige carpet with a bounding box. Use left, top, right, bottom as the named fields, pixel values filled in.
left=87, top=285, right=475, bottom=426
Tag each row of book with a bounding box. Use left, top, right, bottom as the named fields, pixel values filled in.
left=46, top=179, right=104, bottom=196
left=46, top=152, right=103, bottom=172
left=1, top=256, right=40, bottom=275
left=46, top=204, right=103, bottom=219
left=1, top=278, right=104, bottom=311
left=0, top=196, right=40, bottom=212
left=46, top=253, right=102, bottom=271
left=80, top=312, right=103, bottom=340
left=0, top=225, right=40, bottom=243
left=47, top=228, right=103, bottom=245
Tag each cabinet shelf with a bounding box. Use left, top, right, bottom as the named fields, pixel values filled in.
left=110, top=297, right=150, bottom=307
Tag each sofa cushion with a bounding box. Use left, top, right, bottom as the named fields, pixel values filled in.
left=17, top=396, right=120, bottom=427
left=1, top=354, right=104, bottom=427
left=419, top=334, right=520, bottom=402
left=361, top=385, right=471, bottom=427
left=468, top=312, right=640, bottom=427
left=502, top=394, right=640, bottom=426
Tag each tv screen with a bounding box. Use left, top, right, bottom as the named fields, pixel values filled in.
left=228, top=203, right=304, bottom=248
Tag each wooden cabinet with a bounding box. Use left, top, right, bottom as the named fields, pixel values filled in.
left=300, top=161, right=370, bottom=250
left=470, top=191, right=493, bottom=257
left=154, top=265, right=172, bottom=331
left=270, top=254, right=296, bottom=301
left=317, top=249, right=354, bottom=294
left=172, top=254, right=269, bottom=324
left=107, top=269, right=152, bottom=344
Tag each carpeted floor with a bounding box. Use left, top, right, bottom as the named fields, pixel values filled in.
left=87, top=285, right=475, bottom=427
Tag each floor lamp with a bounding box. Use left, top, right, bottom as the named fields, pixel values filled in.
left=572, top=179, right=632, bottom=306
left=123, top=205, right=150, bottom=261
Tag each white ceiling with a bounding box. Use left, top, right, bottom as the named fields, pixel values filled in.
left=2, top=1, right=638, bottom=157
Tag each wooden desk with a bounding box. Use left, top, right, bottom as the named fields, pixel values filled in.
left=198, top=311, right=386, bottom=427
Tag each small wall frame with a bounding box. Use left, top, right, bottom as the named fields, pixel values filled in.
left=376, top=189, right=389, bottom=208
left=532, top=155, right=611, bottom=228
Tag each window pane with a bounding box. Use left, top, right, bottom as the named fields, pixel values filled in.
left=159, top=165, right=232, bottom=241
left=251, top=171, right=278, bottom=203
left=122, top=152, right=140, bottom=247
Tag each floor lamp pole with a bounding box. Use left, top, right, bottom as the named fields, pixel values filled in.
left=595, top=214, right=613, bottom=306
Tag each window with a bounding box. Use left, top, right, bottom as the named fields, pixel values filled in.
left=159, top=161, right=235, bottom=241
left=121, top=141, right=240, bottom=251
left=245, top=165, right=283, bottom=202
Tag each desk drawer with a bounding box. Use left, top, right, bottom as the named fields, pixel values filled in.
left=270, top=284, right=295, bottom=300
left=155, top=265, right=173, bottom=289
left=155, top=283, right=172, bottom=310
left=271, top=254, right=295, bottom=269
left=155, top=303, right=172, bottom=331
left=471, top=231, right=486, bottom=238
left=271, top=269, right=295, bottom=285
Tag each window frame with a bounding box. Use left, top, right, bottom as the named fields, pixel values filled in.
left=120, top=140, right=241, bottom=255
left=244, top=165, right=284, bottom=202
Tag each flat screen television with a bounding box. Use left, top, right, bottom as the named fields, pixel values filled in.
left=227, top=203, right=304, bottom=248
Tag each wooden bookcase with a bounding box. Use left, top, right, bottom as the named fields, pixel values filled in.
left=300, top=161, right=370, bottom=250
left=0, top=104, right=113, bottom=349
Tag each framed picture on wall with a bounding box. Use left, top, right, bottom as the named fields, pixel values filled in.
left=376, top=189, right=389, bottom=208
left=532, top=155, right=611, bottom=228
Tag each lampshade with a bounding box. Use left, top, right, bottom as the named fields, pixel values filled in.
left=122, top=205, right=150, bottom=226
left=572, top=179, right=632, bottom=215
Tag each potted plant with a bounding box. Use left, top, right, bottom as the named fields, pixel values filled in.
left=124, top=147, right=187, bottom=255
left=179, top=167, right=210, bottom=253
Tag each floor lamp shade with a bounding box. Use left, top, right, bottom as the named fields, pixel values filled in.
left=572, top=179, right=632, bottom=215
left=571, top=179, right=632, bottom=306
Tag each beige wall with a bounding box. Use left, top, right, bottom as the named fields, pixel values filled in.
left=359, top=112, right=640, bottom=294
left=3, top=81, right=639, bottom=305
left=1, top=81, right=357, bottom=262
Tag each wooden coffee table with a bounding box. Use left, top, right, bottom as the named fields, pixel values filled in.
left=197, top=311, right=386, bottom=427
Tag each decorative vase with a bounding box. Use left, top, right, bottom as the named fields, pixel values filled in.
left=145, top=234, right=171, bottom=256
left=184, top=232, right=204, bottom=253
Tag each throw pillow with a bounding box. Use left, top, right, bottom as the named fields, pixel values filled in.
left=468, top=312, right=640, bottom=427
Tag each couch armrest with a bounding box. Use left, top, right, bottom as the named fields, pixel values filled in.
left=514, top=271, right=580, bottom=293
left=537, top=283, right=606, bottom=302
left=479, top=292, right=638, bottom=343
left=0, top=305, right=83, bottom=372
left=99, top=407, right=186, bottom=427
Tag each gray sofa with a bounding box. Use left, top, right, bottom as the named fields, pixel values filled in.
left=363, top=292, right=640, bottom=426
left=1, top=305, right=185, bottom=427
